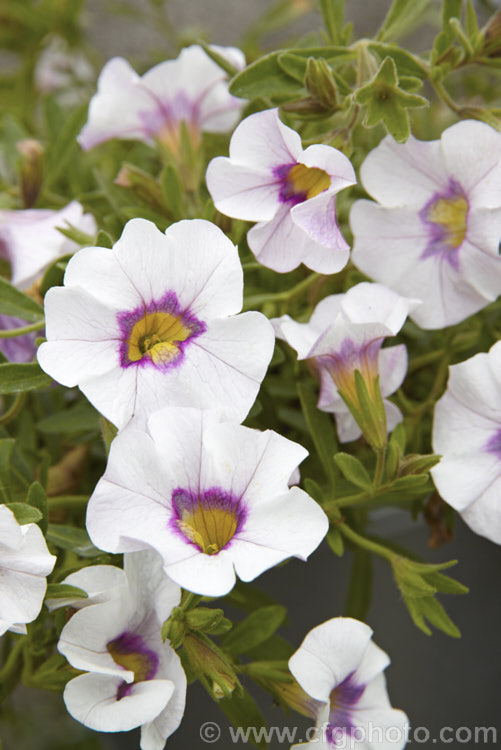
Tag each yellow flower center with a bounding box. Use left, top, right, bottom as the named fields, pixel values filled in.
left=287, top=164, right=331, bottom=200
left=173, top=488, right=242, bottom=555
left=427, top=193, right=468, bottom=249
left=127, top=311, right=193, bottom=366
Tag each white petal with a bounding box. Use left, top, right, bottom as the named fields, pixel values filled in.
left=353, top=641, right=390, bottom=686
left=78, top=365, right=137, bottom=429
left=290, top=192, right=351, bottom=261
left=0, top=568, right=47, bottom=627
left=206, top=156, right=280, bottom=221
left=334, top=410, right=363, bottom=442
left=124, top=549, right=181, bottom=624
left=140, top=647, right=187, bottom=749
left=228, top=108, right=303, bottom=169
left=301, top=143, right=356, bottom=191
left=163, top=548, right=237, bottom=596
left=461, top=477, right=501, bottom=544
left=378, top=345, right=408, bottom=397
left=289, top=618, right=374, bottom=703
left=359, top=133, right=448, bottom=207
left=64, top=673, right=174, bottom=732
left=46, top=564, right=127, bottom=612
left=444, top=345, right=501, bottom=417
left=341, top=283, right=418, bottom=334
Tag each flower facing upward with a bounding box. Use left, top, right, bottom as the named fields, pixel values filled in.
left=78, top=45, right=245, bottom=153
left=288, top=618, right=408, bottom=749
left=37, top=218, right=274, bottom=428
left=432, top=340, right=501, bottom=545
left=350, top=120, right=501, bottom=329
left=206, top=108, right=356, bottom=273
left=59, top=550, right=186, bottom=750
left=0, top=504, right=56, bottom=636
left=86, top=407, right=328, bottom=597
left=273, top=283, right=418, bottom=445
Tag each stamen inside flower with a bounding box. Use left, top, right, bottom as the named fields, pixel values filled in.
left=127, top=311, right=193, bottom=366
left=275, top=163, right=331, bottom=205
left=107, top=631, right=159, bottom=700
left=420, top=179, right=469, bottom=268
left=172, top=487, right=245, bottom=555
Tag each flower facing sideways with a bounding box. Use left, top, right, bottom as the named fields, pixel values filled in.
left=58, top=550, right=186, bottom=750
left=37, top=218, right=274, bottom=428
left=288, top=618, right=408, bottom=749
left=206, top=108, right=356, bottom=273
left=0, top=504, right=56, bottom=636
left=273, top=283, right=418, bottom=446
left=86, top=407, right=329, bottom=597
left=432, top=340, right=501, bottom=545
left=78, top=45, right=245, bottom=154
left=350, top=120, right=501, bottom=329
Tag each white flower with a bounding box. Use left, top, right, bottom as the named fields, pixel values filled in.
left=288, top=617, right=409, bottom=749
left=432, top=340, right=501, bottom=545
left=0, top=504, right=56, bottom=636
left=0, top=202, right=96, bottom=289
left=34, top=36, right=94, bottom=104
left=86, top=407, right=328, bottom=597
left=206, top=108, right=356, bottom=273
left=273, top=283, right=417, bottom=442
left=59, top=550, right=186, bottom=750
left=350, top=120, right=501, bottom=330
left=78, top=45, right=245, bottom=152
left=37, top=218, right=274, bottom=429
left=45, top=564, right=127, bottom=612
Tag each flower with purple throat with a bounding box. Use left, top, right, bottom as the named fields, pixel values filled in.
left=288, top=617, right=408, bottom=749
left=206, top=108, right=356, bottom=273
left=86, top=406, right=328, bottom=596
left=37, top=218, right=274, bottom=429
left=273, top=282, right=419, bottom=445
left=78, top=45, right=245, bottom=154
left=350, top=120, right=501, bottom=330
left=58, top=550, right=186, bottom=750
left=432, top=340, right=501, bottom=545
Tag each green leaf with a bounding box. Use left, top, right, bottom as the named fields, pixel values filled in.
left=40, top=253, right=72, bottom=295
left=161, top=164, right=183, bottom=218
left=96, top=230, right=114, bottom=249
left=367, top=42, right=429, bottom=79
left=334, top=453, right=372, bottom=489
left=0, top=277, right=44, bottom=323
left=4, top=502, right=42, bottom=524
left=46, top=524, right=101, bottom=557
left=45, top=583, right=88, bottom=600
left=27, top=481, right=48, bottom=534
left=319, top=0, right=345, bottom=44
left=45, top=104, right=88, bottom=187
left=346, top=548, right=372, bottom=620
left=326, top=526, right=344, bottom=556
left=244, top=634, right=294, bottom=662
left=0, top=438, right=15, bottom=503
left=56, top=223, right=94, bottom=247
left=355, top=57, right=428, bottom=142
left=222, top=605, right=287, bottom=655
left=377, top=0, right=431, bottom=42
left=442, top=0, right=463, bottom=29
left=37, top=402, right=99, bottom=435
left=219, top=689, right=268, bottom=750
left=198, top=40, right=239, bottom=77
left=298, top=382, right=338, bottom=489
left=0, top=362, right=52, bottom=394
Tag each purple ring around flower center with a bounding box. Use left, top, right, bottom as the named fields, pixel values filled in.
left=419, top=178, right=469, bottom=270
left=107, top=630, right=159, bottom=701
left=485, top=429, right=501, bottom=459
left=326, top=671, right=366, bottom=746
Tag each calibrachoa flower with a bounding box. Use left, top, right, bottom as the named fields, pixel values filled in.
left=288, top=618, right=409, bottom=749
left=37, top=218, right=274, bottom=428
left=350, top=120, right=501, bottom=329
left=273, top=283, right=417, bottom=444
left=59, top=550, right=186, bottom=750
left=206, top=108, right=356, bottom=273
left=78, top=45, right=245, bottom=153
left=45, top=564, right=127, bottom=612
left=432, top=340, right=501, bottom=545
left=86, top=407, right=328, bottom=596
left=0, top=201, right=96, bottom=290
left=0, top=504, right=56, bottom=636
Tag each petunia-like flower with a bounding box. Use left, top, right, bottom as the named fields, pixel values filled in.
left=0, top=504, right=56, bottom=636
left=432, top=341, right=501, bottom=545
left=206, top=108, right=356, bottom=273
left=37, top=218, right=274, bottom=429
left=59, top=550, right=186, bottom=750
left=350, top=120, right=501, bottom=329
left=86, top=407, right=328, bottom=597
left=273, top=282, right=418, bottom=445
left=78, top=45, right=245, bottom=153
left=288, top=617, right=409, bottom=749
left=45, top=563, right=127, bottom=612
left=0, top=201, right=96, bottom=290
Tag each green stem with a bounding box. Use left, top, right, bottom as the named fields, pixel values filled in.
left=243, top=273, right=322, bottom=310
left=373, top=447, right=386, bottom=487
left=0, top=392, right=26, bottom=425
left=0, top=637, right=25, bottom=688
left=0, top=320, right=44, bottom=338
left=339, top=522, right=395, bottom=562
left=47, top=494, right=90, bottom=510
left=432, top=80, right=461, bottom=114
left=408, top=348, right=445, bottom=373
left=180, top=591, right=202, bottom=612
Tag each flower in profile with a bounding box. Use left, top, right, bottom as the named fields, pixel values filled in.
left=432, top=341, right=501, bottom=545
left=206, top=108, right=356, bottom=273
left=0, top=202, right=96, bottom=290
left=86, top=407, right=328, bottom=597
left=59, top=550, right=186, bottom=750
left=78, top=45, right=245, bottom=153
left=273, top=283, right=417, bottom=446
left=288, top=617, right=408, bottom=749
left=0, top=504, right=56, bottom=636
left=37, top=218, right=274, bottom=428
left=350, top=120, right=501, bottom=329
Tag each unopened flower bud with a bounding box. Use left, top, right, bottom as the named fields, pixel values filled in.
left=17, top=139, right=44, bottom=208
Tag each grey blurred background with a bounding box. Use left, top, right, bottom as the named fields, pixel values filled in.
left=2, top=0, right=501, bottom=748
